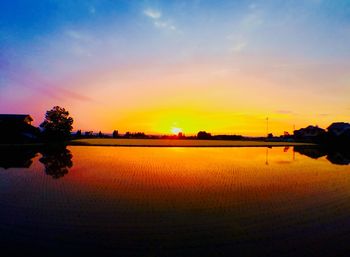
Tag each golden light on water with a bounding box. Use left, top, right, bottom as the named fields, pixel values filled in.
left=60, top=146, right=350, bottom=210
left=2, top=146, right=350, bottom=255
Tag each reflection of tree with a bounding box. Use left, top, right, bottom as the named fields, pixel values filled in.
left=294, top=146, right=327, bottom=159
left=327, top=151, right=350, bottom=165
left=294, top=146, right=350, bottom=166
left=39, top=146, right=73, bottom=179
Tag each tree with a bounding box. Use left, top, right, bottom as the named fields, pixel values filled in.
left=197, top=131, right=212, bottom=139
left=112, top=130, right=119, bottom=138
left=40, top=106, right=74, bottom=141
left=75, top=130, right=82, bottom=137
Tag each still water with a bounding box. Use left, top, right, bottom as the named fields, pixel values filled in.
left=0, top=146, right=350, bottom=256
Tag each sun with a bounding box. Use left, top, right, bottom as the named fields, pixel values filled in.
left=171, top=127, right=183, bottom=135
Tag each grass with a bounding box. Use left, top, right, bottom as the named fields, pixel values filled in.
left=69, top=138, right=315, bottom=147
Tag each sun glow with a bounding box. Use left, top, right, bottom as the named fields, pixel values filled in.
left=171, top=127, right=183, bottom=135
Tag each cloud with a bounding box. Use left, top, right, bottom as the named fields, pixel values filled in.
left=242, top=12, right=263, bottom=29
left=154, top=21, right=176, bottom=30
left=64, top=29, right=95, bottom=57
left=143, top=8, right=177, bottom=31
left=227, top=5, right=264, bottom=53
left=65, top=29, right=94, bottom=43
left=154, top=21, right=167, bottom=27
left=227, top=34, right=247, bottom=53
left=143, top=8, right=161, bottom=19
left=230, top=41, right=247, bottom=53
left=66, top=29, right=83, bottom=40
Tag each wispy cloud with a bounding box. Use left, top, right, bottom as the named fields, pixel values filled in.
left=227, top=4, right=264, bottom=54
left=154, top=21, right=176, bottom=30
left=143, top=8, right=177, bottom=31
left=66, top=29, right=83, bottom=40
left=230, top=41, right=247, bottom=53
left=65, top=29, right=95, bottom=57
left=143, top=8, right=161, bottom=19
left=241, top=11, right=264, bottom=29
left=227, top=34, right=247, bottom=53
left=65, top=29, right=93, bottom=42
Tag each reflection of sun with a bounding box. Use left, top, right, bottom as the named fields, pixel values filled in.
left=171, top=127, right=182, bottom=135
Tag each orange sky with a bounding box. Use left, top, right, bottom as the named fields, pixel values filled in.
left=48, top=56, right=349, bottom=136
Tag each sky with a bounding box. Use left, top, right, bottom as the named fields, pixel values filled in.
left=0, top=0, right=349, bottom=136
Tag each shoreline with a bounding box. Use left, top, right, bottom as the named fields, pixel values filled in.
left=68, top=138, right=316, bottom=147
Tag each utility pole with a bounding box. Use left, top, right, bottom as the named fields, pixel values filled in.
left=266, top=117, right=269, bottom=137
left=293, top=124, right=296, bottom=161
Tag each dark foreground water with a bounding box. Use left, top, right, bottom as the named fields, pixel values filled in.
left=0, top=146, right=350, bottom=257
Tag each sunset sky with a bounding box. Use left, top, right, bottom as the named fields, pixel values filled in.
left=1, top=0, right=349, bottom=136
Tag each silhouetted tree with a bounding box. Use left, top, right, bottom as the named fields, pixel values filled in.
left=112, top=130, right=119, bottom=138
left=124, top=132, right=131, bottom=138
left=85, top=131, right=93, bottom=137
left=76, top=130, right=82, bottom=137
left=212, top=135, right=243, bottom=140
left=98, top=131, right=103, bottom=138
left=178, top=132, right=185, bottom=138
left=40, top=106, right=73, bottom=141
left=123, top=131, right=147, bottom=138
left=197, top=131, right=212, bottom=139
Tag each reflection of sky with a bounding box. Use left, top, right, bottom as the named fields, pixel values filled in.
left=1, top=0, right=349, bottom=135
left=1, top=146, right=349, bottom=201
left=1, top=146, right=348, bottom=172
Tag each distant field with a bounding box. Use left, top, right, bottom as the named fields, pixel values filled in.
left=70, top=138, right=314, bottom=147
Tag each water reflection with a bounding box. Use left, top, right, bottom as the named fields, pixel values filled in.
left=0, top=146, right=350, bottom=256
left=0, top=146, right=73, bottom=178
left=0, top=146, right=349, bottom=175
left=0, top=147, right=38, bottom=169
left=39, top=146, right=73, bottom=179
left=327, top=151, right=350, bottom=165
left=294, top=146, right=350, bottom=165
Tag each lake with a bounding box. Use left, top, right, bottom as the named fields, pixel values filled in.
left=0, top=146, right=350, bottom=256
